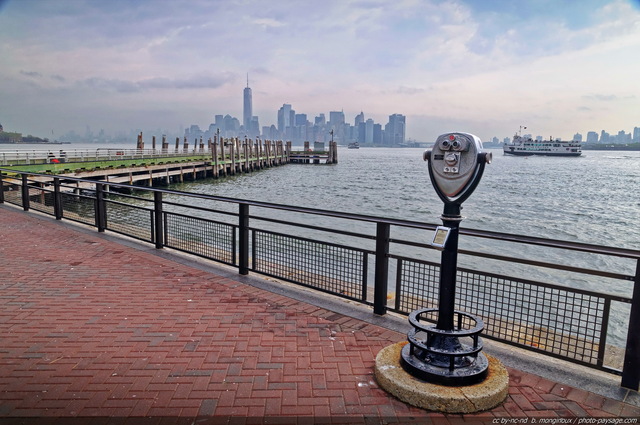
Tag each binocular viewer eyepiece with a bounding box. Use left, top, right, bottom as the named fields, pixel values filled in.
left=437, top=133, right=470, bottom=152
left=424, top=132, right=491, bottom=203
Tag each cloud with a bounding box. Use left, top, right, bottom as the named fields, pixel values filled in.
left=79, top=73, right=235, bottom=93
left=20, top=70, right=43, bottom=78
left=583, top=93, right=637, bottom=102
left=396, top=86, right=428, bottom=95
left=251, top=17, right=286, bottom=30
left=584, top=94, right=619, bottom=102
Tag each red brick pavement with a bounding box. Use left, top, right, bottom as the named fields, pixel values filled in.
left=1, top=205, right=639, bottom=423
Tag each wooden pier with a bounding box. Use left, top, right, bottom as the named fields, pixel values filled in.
left=1, top=135, right=338, bottom=192
left=288, top=141, right=338, bottom=164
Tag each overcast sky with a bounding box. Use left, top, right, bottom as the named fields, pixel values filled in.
left=1, top=0, right=639, bottom=142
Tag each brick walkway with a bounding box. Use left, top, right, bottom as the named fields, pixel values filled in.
left=1, top=205, right=639, bottom=423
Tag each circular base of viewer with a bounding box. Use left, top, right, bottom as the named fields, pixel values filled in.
left=375, top=342, right=509, bottom=414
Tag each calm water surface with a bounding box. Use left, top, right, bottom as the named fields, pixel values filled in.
left=170, top=147, right=639, bottom=247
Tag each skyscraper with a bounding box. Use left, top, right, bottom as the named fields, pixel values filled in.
left=277, top=104, right=293, bottom=134
left=243, top=74, right=252, bottom=132
left=385, top=114, right=406, bottom=145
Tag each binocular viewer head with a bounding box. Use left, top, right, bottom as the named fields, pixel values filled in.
left=438, top=134, right=470, bottom=152
left=424, top=132, right=491, bottom=203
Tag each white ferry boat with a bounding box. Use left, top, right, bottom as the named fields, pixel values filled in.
left=503, top=135, right=582, bottom=157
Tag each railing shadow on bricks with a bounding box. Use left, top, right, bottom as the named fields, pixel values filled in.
left=2, top=168, right=639, bottom=390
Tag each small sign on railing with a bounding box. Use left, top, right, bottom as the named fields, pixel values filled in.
left=430, top=226, right=451, bottom=250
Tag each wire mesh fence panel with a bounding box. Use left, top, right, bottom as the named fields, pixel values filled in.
left=2, top=187, right=21, bottom=207
left=253, top=230, right=367, bottom=301
left=105, top=201, right=153, bottom=242
left=394, top=258, right=440, bottom=312
left=164, top=212, right=236, bottom=265
left=394, top=257, right=622, bottom=369
left=458, top=269, right=611, bottom=365
left=60, top=191, right=95, bottom=226
left=23, top=185, right=55, bottom=216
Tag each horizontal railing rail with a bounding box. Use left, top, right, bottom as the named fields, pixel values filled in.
left=0, top=148, right=212, bottom=166
left=1, top=168, right=639, bottom=390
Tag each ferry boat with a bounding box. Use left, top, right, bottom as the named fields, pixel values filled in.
left=348, top=142, right=360, bottom=149
left=503, top=135, right=582, bottom=157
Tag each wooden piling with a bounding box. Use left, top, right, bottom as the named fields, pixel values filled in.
left=137, top=132, right=144, bottom=150
left=230, top=141, right=236, bottom=175
left=220, top=138, right=226, bottom=177
left=244, top=141, right=249, bottom=171
left=162, top=135, right=168, bottom=153
left=303, top=141, right=310, bottom=164
left=212, top=137, right=219, bottom=178
left=333, top=141, right=338, bottom=164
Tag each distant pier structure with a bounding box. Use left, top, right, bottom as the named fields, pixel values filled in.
left=1, top=133, right=337, bottom=192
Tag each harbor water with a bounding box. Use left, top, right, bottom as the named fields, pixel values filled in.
left=168, top=146, right=639, bottom=248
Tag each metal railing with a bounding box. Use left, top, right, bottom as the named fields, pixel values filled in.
left=0, top=148, right=211, bottom=166
left=2, top=168, right=639, bottom=389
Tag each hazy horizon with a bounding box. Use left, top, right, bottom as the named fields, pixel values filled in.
left=1, top=0, right=639, bottom=143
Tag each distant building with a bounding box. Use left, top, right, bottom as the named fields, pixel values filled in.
left=249, top=116, right=260, bottom=137
left=243, top=76, right=253, bottom=135
left=633, top=127, right=640, bottom=143
left=384, top=114, right=406, bottom=145
left=586, top=131, right=598, bottom=143
left=328, top=111, right=345, bottom=142
left=617, top=130, right=628, bottom=144
left=373, top=123, right=383, bottom=144
left=573, top=133, right=582, bottom=142
left=329, top=111, right=345, bottom=127
left=364, top=119, right=374, bottom=144
left=277, top=104, right=293, bottom=135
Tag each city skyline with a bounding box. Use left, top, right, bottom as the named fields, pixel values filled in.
left=1, top=1, right=639, bottom=143
left=1, top=74, right=636, bottom=146
left=182, top=80, right=408, bottom=146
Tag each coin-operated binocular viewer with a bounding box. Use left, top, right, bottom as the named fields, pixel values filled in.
left=400, top=132, right=492, bottom=386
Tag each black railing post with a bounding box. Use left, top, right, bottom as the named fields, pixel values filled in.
left=95, top=183, right=106, bottom=232
left=0, top=171, right=4, bottom=204
left=621, top=259, right=640, bottom=390
left=239, top=203, right=249, bottom=275
left=21, top=174, right=30, bottom=211
left=154, top=191, right=164, bottom=249
left=53, top=177, right=63, bottom=220
left=373, top=222, right=390, bottom=315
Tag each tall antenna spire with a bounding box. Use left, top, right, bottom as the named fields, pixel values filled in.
left=246, top=73, right=249, bottom=88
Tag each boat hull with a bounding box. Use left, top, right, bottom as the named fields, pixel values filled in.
left=503, top=150, right=582, bottom=157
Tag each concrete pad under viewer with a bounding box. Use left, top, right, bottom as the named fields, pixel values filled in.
left=375, top=341, right=509, bottom=413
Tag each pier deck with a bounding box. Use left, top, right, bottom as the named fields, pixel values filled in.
left=1, top=203, right=639, bottom=422
left=1, top=137, right=338, bottom=190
